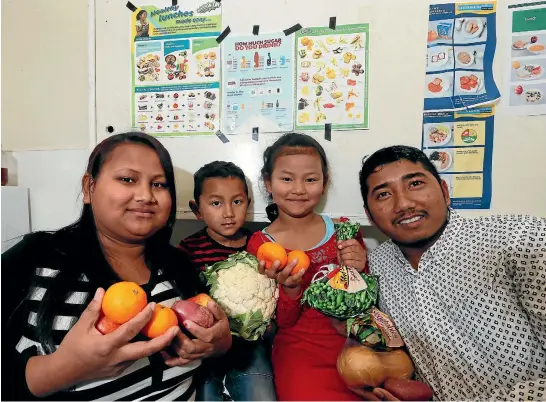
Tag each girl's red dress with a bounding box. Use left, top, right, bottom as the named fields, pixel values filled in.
left=247, top=226, right=368, bottom=401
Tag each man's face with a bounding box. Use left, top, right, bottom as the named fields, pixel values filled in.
left=365, top=159, right=450, bottom=246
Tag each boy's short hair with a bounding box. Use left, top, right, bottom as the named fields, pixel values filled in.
left=193, top=161, right=249, bottom=205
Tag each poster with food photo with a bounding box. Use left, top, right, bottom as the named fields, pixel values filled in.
left=422, top=106, right=495, bottom=209
left=505, top=1, right=546, bottom=116
left=425, top=2, right=500, bottom=111
left=130, top=0, right=222, bottom=137
left=294, top=23, right=369, bottom=130
left=221, top=33, right=295, bottom=134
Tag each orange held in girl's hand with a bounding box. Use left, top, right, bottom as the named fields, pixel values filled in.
left=287, top=250, right=310, bottom=276
left=257, top=242, right=288, bottom=270
left=96, top=312, right=121, bottom=335
left=141, top=304, right=178, bottom=338
left=102, top=281, right=148, bottom=325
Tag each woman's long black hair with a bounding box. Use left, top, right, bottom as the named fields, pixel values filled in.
left=34, top=132, right=191, bottom=353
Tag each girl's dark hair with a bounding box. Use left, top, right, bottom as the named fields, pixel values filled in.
left=36, top=132, right=182, bottom=353
left=136, top=10, right=147, bottom=21
left=261, top=133, right=329, bottom=221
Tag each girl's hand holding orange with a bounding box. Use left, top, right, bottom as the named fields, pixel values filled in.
left=257, top=242, right=288, bottom=270
left=259, top=257, right=306, bottom=303
left=27, top=288, right=179, bottom=397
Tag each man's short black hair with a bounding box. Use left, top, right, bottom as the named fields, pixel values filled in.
left=359, top=145, right=442, bottom=209
left=193, top=161, right=249, bottom=205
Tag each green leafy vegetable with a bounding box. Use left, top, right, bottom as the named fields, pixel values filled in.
left=335, top=219, right=361, bottom=241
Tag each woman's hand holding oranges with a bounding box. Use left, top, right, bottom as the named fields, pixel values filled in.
left=26, top=287, right=178, bottom=397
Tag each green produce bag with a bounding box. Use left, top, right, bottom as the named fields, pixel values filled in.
left=302, top=218, right=378, bottom=320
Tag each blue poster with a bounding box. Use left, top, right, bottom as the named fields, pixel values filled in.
left=422, top=106, right=494, bottom=209
left=221, top=33, right=295, bottom=134
left=425, top=2, right=500, bottom=111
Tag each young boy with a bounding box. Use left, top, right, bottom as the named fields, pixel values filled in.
left=179, top=161, right=277, bottom=402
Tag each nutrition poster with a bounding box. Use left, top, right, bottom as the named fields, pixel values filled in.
left=221, top=33, right=295, bottom=134
left=294, top=24, right=370, bottom=130
left=425, top=2, right=500, bottom=111
left=422, top=106, right=494, bottom=209
left=505, top=1, right=546, bottom=115
left=131, top=1, right=222, bottom=136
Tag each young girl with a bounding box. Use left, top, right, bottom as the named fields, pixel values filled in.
left=2, top=132, right=232, bottom=400
left=247, top=133, right=368, bottom=401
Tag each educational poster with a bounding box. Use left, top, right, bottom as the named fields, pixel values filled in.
left=425, top=2, right=500, bottom=111
left=295, top=24, right=370, bottom=131
left=221, top=33, right=295, bottom=134
left=505, top=1, right=546, bottom=115
left=131, top=1, right=222, bottom=136
left=422, top=106, right=494, bottom=209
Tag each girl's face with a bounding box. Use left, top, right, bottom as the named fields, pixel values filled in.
left=266, top=150, right=325, bottom=219
left=83, top=143, right=172, bottom=244
left=140, top=12, right=147, bottom=21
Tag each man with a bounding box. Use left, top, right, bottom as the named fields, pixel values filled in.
left=359, top=145, right=545, bottom=401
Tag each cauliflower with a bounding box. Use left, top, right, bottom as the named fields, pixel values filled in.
left=203, top=252, right=279, bottom=340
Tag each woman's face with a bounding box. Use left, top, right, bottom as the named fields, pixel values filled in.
left=140, top=11, right=147, bottom=21
left=83, top=143, right=172, bottom=244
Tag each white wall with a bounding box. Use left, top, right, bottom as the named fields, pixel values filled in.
left=2, top=0, right=545, bottom=239
left=10, top=150, right=89, bottom=231
left=1, top=0, right=90, bottom=151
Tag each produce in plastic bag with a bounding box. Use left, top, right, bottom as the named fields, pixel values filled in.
left=302, top=264, right=378, bottom=319
left=202, top=251, right=279, bottom=340
left=302, top=218, right=379, bottom=319
left=347, top=307, right=405, bottom=349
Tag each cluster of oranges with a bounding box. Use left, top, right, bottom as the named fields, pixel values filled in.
left=96, top=281, right=177, bottom=338
left=257, top=243, right=310, bottom=276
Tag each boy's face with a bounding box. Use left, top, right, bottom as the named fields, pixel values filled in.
left=195, top=177, right=249, bottom=238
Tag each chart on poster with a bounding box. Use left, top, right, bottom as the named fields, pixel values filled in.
left=221, top=33, right=295, bottom=134
left=424, top=2, right=500, bottom=111
left=294, top=24, right=370, bottom=131
left=504, top=1, right=546, bottom=116
left=131, top=0, right=222, bottom=136
left=422, top=106, right=494, bottom=209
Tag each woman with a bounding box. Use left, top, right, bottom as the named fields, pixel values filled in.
left=1, top=132, right=232, bottom=400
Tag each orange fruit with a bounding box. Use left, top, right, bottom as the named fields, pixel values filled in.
left=257, top=242, right=288, bottom=270
left=188, top=293, right=214, bottom=308
left=141, top=304, right=178, bottom=338
left=102, top=281, right=148, bottom=325
left=96, top=312, right=121, bottom=335
left=287, top=250, right=310, bottom=276
left=512, top=61, right=521, bottom=69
